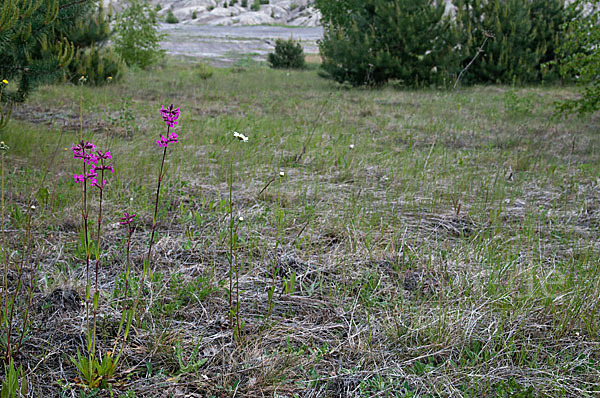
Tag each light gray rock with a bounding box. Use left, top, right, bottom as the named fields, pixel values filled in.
left=108, top=0, right=321, bottom=26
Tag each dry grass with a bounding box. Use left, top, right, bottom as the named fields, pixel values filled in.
left=0, top=60, right=599, bottom=397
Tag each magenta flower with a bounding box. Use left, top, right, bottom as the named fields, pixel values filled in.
left=96, top=150, right=112, bottom=160
left=157, top=135, right=168, bottom=147
left=160, top=104, right=180, bottom=128
left=72, top=140, right=114, bottom=188
left=73, top=141, right=98, bottom=165
left=120, top=212, right=136, bottom=225
left=92, top=163, right=115, bottom=173
left=156, top=132, right=179, bottom=148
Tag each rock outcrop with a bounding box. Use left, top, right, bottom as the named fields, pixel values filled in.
left=148, top=0, right=320, bottom=26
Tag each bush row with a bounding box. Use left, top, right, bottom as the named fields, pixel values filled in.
left=315, top=0, right=579, bottom=86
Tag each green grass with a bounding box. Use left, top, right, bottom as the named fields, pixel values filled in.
left=1, top=59, right=600, bottom=397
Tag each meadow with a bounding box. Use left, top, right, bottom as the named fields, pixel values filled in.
left=1, top=58, right=600, bottom=397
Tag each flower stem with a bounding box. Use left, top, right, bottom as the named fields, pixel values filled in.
left=112, top=226, right=134, bottom=358
left=229, top=156, right=233, bottom=327
left=1, top=151, right=7, bottom=359
left=91, top=165, right=105, bottom=357
left=132, top=127, right=169, bottom=321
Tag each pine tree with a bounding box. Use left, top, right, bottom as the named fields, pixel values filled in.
left=0, top=0, right=96, bottom=103
left=316, top=0, right=458, bottom=86
left=554, top=0, right=600, bottom=115
left=454, top=0, right=576, bottom=84
left=66, top=3, right=126, bottom=85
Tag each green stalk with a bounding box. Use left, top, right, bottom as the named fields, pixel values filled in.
left=1, top=151, right=7, bottom=353
left=131, top=126, right=170, bottom=321
left=112, top=225, right=134, bottom=359
left=91, top=164, right=106, bottom=359
left=228, top=156, right=234, bottom=329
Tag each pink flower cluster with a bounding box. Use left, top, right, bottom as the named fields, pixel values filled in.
left=72, top=140, right=114, bottom=188
left=72, top=141, right=97, bottom=165
left=156, top=132, right=178, bottom=148
left=160, top=104, right=180, bottom=128
left=120, top=212, right=136, bottom=225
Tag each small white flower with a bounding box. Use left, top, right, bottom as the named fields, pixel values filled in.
left=349, top=144, right=355, bottom=149
left=279, top=171, right=285, bottom=177
left=238, top=216, right=244, bottom=222
left=233, top=131, right=248, bottom=142
left=30, top=205, right=36, bottom=210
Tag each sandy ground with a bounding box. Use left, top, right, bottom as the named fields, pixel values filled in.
left=159, top=23, right=323, bottom=65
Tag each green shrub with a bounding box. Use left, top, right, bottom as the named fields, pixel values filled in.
left=68, top=45, right=126, bottom=85
left=316, top=0, right=458, bottom=86
left=260, top=0, right=269, bottom=4
left=250, top=0, right=260, bottom=11
left=267, top=38, right=306, bottom=69
left=0, top=0, right=101, bottom=103
left=553, top=0, right=600, bottom=116
left=113, top=0, right=165, bottom=69
left=195, top=62, right=214, bottom=80
left=241, top=0, right=248, bottom=7
left=165, top=10, right=179, bottom=24
left=192, top=10, right=197, bottom=19
left=454, top=0, right=577, bottom=84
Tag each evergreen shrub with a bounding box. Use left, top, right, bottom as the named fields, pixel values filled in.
left=315, top=0, right=459, bottom=87
left=268, top=38, right=306, bottom=69
left=454, top=0, right=577, bottom=84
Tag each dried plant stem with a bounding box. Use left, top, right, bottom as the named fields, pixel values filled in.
left=15, top=252, right=40, bottom=355
left=454, top=32, right=494, bottom=89
left=5, top=209, right=32, bottom=361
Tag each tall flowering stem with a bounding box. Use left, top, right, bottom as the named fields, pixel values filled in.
left=90, top=151, right=113, bottom=356
left=230, top=131, right=248, bottom=339
left=72, top=141, right=114, bottom=359
left=132, top=104, right=179, bottom=320
left=73, top=140, right=96, bottom=350
left=0, top=141, right=8, bottom=358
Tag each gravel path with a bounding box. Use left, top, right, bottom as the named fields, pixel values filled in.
left=159, top=23, right=323, bottom=65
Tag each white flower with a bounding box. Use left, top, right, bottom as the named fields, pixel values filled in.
left=233, top=131, right=248, bottom=142
left=349, top=144, right=355, bottom=149
left=279, top=171, right=285, bottom=177
left=238, top=216, right=244, bottom=222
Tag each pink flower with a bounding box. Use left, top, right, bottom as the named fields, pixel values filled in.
left=120, top=212, right=136, bottom=225
left=72, top=141, right=98, bottom=165
left=156, top=133, right=178, bottom=148
left=160, top=104, right=180, bottom=128
left=157, top=135, right=169, bottom=147
left=96, top=150, right=112, bottom=160
left=74, top=174, right=85, bottom=184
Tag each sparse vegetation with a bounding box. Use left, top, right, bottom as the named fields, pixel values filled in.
left=0, top=54, right=599, bottom=397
